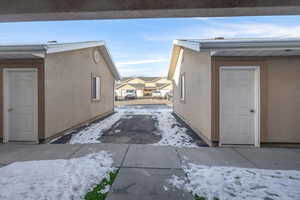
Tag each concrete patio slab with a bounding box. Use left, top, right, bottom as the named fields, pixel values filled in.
left=234, top=148, right=300, bottom=170
left=72, top=143, right=129, bottom=167
left=292, top=149, right=300, bottom=154
left=177, top=147, right=256, bottom=168
left=10, top=144, right=82, bottom=162
left=107, top=168, right=193, bottom=200
left=122, top=144, right=181, bottom=169
left=0, top=144, right=38, bottom=165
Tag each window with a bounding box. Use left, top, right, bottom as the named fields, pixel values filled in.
left=180, top=73, right=185, bottom=101
left=92, top=76, right=101, bottom=100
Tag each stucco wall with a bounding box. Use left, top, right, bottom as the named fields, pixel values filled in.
left=266, top=57, right=300, bottom=143
left=172, top=48, right=212, bottom=143
left=44, top=47, right=115, bottom=139
left=136, top=89, right=144, bottom=97
left=212, top=56, right=300, bottom=144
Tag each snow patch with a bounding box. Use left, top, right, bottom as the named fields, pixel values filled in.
left=0, top=152, right=115, bottom=200
left=100, top=185, right=111, bottom=194
left=69, top=111, right=123, bottom=144
left=168, top=164, right=300, bottom=200
left=163, top=185, right=169, bottom=191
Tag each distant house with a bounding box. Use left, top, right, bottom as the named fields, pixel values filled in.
left=115, top=77, right=172, bottom=99
left=168, top=38, right=300, bottom=147
left=0, top=41, right=120, bottom=143
left=156, top=83, right=173, bottom=97
left=115, top=83, right=144, bottom=98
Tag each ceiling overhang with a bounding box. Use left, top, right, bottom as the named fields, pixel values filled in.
left=1, top=1, right=300, bottom=22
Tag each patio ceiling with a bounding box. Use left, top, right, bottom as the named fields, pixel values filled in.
left=1, top=0, right=300, bottom=22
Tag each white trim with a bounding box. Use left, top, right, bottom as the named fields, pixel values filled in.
left=219, top=66, right=261, bottom=147
left=174, top=40, right=200, bottom=52
left=3, top=68, right=38, bottom=143
left=175, top=38, right=300, bottom=52
left=180, top=73, right=185, bottom=101
left=47, top=41, right=105, bottom=54
left=92, top=76, right=101, bottom=100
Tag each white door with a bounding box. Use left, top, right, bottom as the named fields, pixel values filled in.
left=220, top=67, right=260, bottom=146
left=4, top=69, right=38, bottom=142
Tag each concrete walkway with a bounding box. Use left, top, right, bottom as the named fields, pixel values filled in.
left=1, top=144, right=300, bottom=200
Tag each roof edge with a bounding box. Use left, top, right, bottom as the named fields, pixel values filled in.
left=176, top=38, right=300, bottom=51
left=46, top=41, right=106, bottom=54
left=167, top=43, right=182, bottom=80
left=98, top=44, right=121, bottom=80
left=174, top=39, right=201, bottom=52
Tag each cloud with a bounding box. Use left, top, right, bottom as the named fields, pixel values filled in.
left=143, top=20, right=300, bottom=42
left=206, top=22, right=300, bottom=38
left=115, top=58, right=169, bottom=77
left=116, top=58, right=168, bottom=66
left=193, top=17, right=210, bottom=21
left=119, top=66, right=168, bottom=77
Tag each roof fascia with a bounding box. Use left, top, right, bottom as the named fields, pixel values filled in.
left=46, top=42, right=105, bottom=54
left=210, top=47, right=300, bottom=56
left=98, top=44, right=121, bottom=80
left=174, top=40, right=201, bottom=52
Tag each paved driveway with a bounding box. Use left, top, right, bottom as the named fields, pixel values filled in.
left=53, top=105, right=208, bottom=147
left=1, top=144, right=300, bottom=200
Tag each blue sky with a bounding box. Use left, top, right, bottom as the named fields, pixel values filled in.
left=1, top=15, right=300, bottom=77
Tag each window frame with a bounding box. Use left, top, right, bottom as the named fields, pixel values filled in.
left=180, top=72, right=186, bottom=102
left=91, top=75, right=101, bottom=101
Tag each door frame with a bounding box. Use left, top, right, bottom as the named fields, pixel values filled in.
left=3, top=68, right=38, bottom=143
left=219, top=66, right=261, bottom=147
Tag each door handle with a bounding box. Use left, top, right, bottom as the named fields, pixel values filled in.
left=250, top=109, right=255, bottom=113
left=8, top=108, right=13, bottom=112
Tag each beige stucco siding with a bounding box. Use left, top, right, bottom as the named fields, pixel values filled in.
left=266, top=57, right=300, bottom=143
left=44, top=47, right=115, bottom=138
left=173, top=48, right=212, bottom=143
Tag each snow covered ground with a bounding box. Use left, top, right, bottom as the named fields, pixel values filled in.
left=67, top=106, right=198, bottom=147
left=168, top=163, right=300, bottom=200
left=0, top=152, right=115, bottom=200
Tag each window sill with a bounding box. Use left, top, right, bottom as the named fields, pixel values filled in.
left=91, top=99, right=101, bottom=103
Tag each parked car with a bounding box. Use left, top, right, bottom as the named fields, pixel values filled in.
left=152, top=90, right=162, bottom=98
left=124, top=89, right=137, bottom=99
